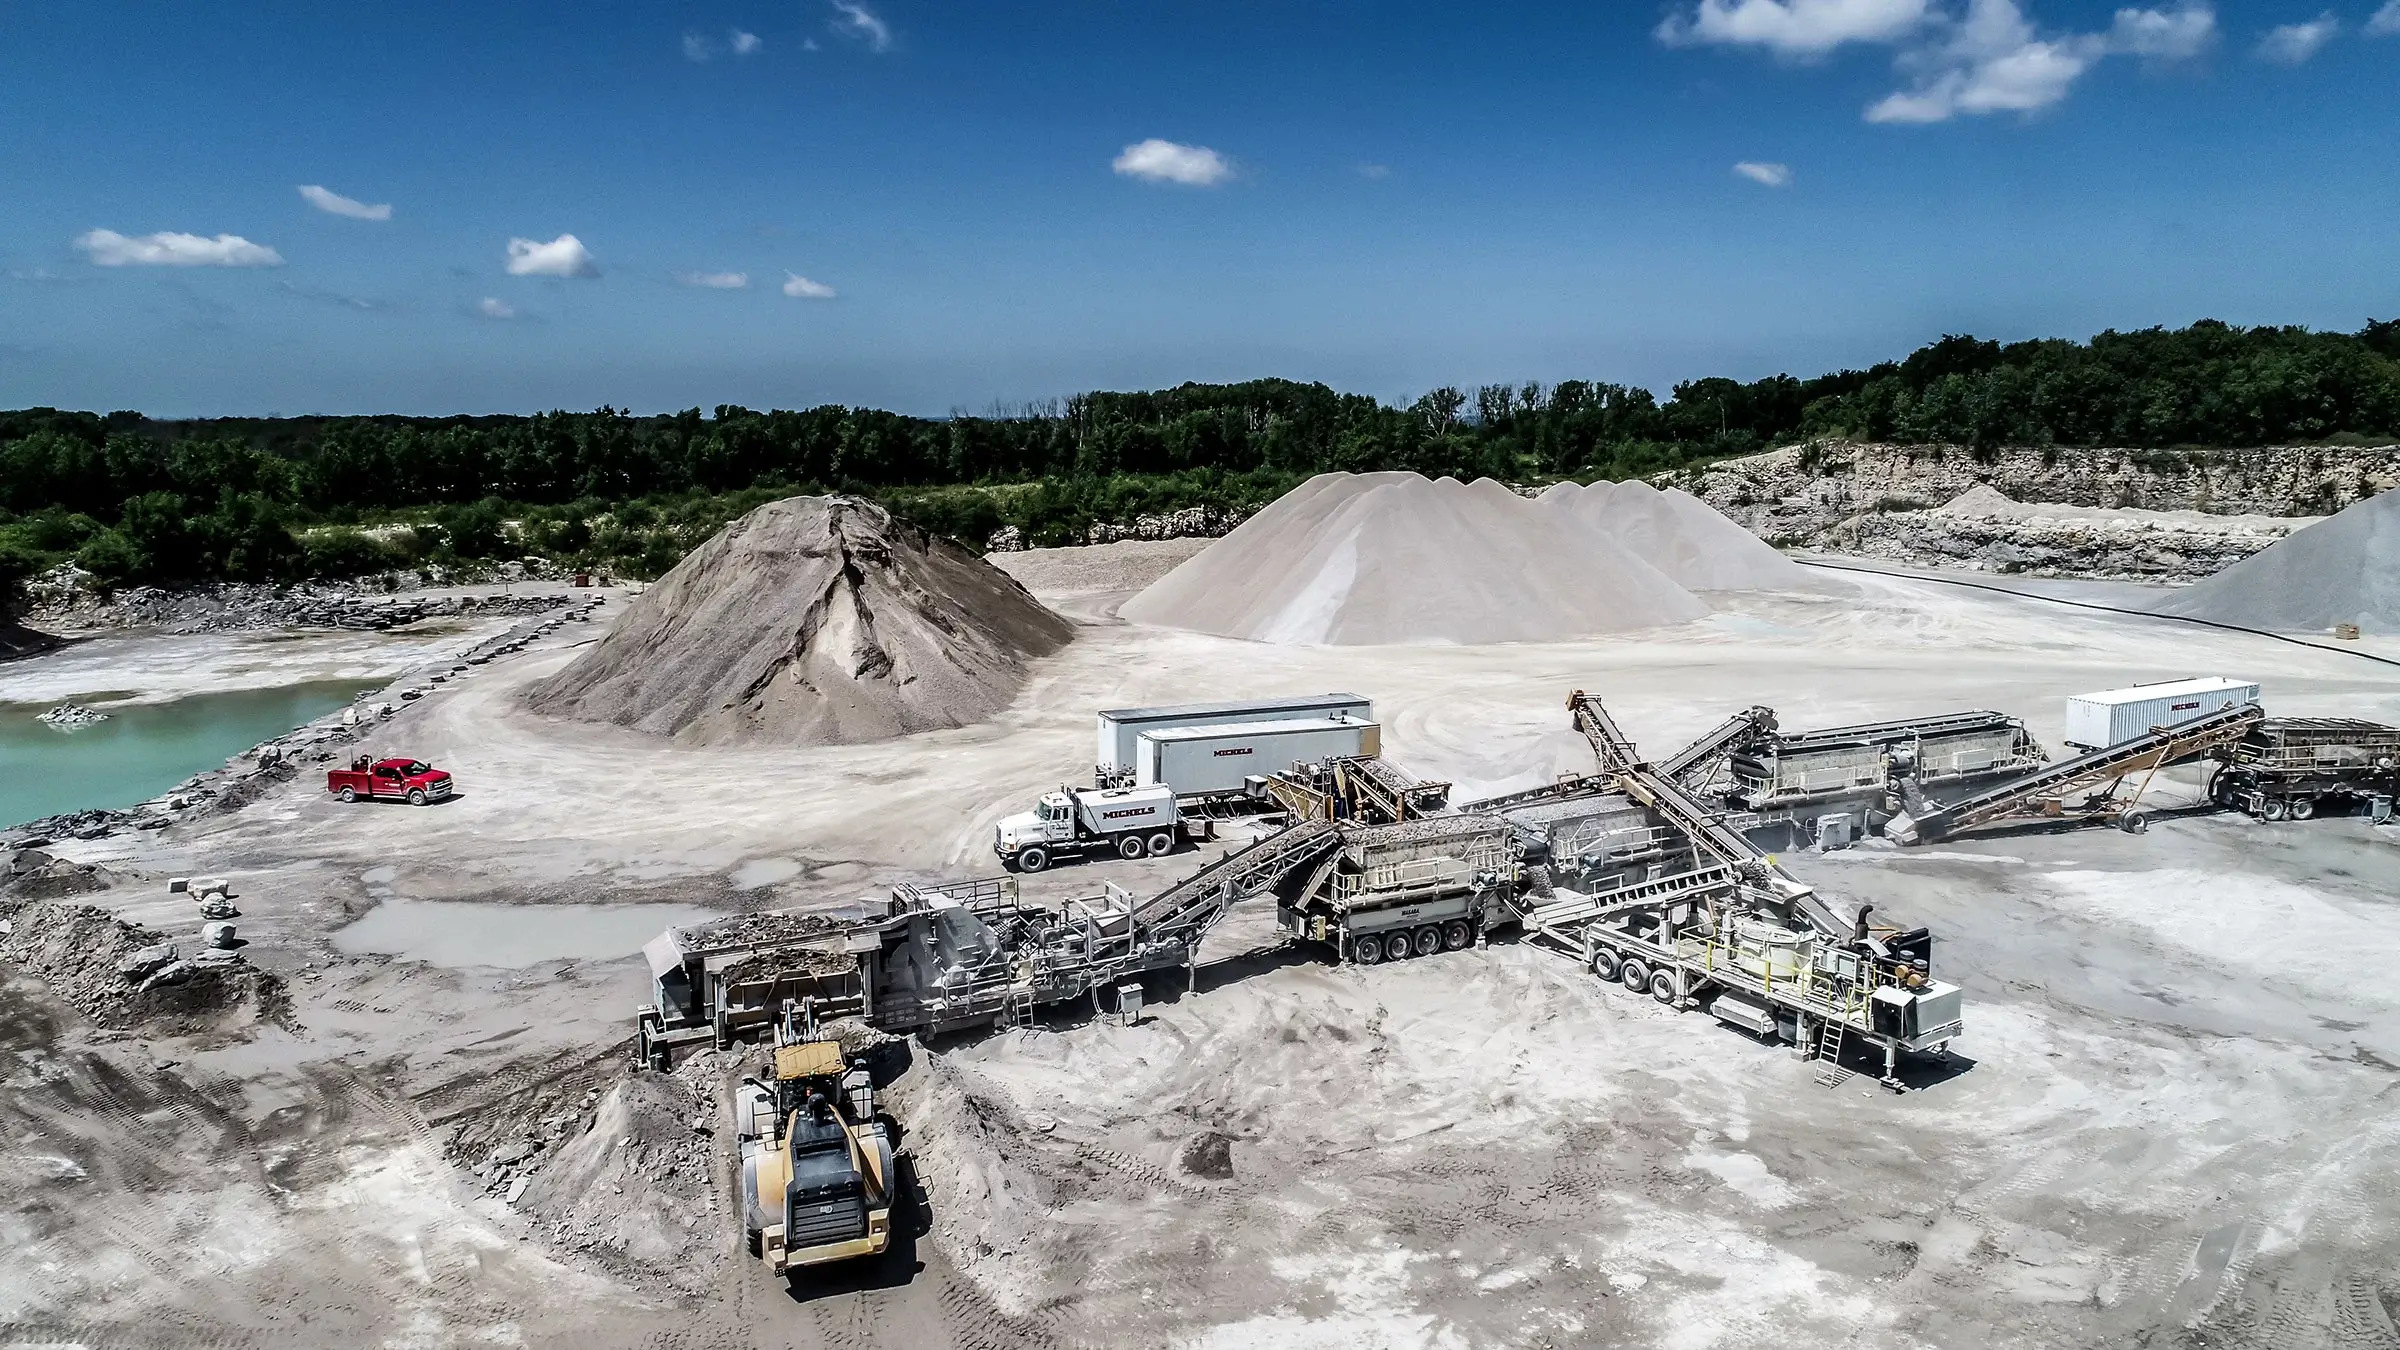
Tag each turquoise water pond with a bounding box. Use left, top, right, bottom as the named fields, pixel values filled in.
left=1, top=681, right=378, bottom=829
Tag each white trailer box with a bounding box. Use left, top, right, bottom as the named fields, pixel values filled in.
left=1096, top=693, right=1373, bottom=783
left=2063, top=677, right=2260, bottom=750
left=1137, top=717, right=1380, bottom=798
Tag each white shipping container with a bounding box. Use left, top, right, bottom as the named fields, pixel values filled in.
left=1137, top=717, right=1382, bottom=797
left=1096, top=694, right=1372, bottom=780
left=2063, top=677, right=2259, bottom=750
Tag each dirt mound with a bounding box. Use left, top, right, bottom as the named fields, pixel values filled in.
left=1119, top=472, right=1709, bottom=645
left=2, top=848, right=119, bottom=903
left=2149, top=488, right=2400, bottom=631
left=0, top=900, right=282, bottom=1034
left=514, top=1054, right=724, bottom=1296
left=527, top=496, right=1072, bottom=745
left=1547, top=479, right=1824, bottom=591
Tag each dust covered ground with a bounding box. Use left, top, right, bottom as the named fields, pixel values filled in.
left=4, top=551, right=2399, bottom=1348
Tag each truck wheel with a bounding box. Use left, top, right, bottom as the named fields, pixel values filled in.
left=1118, top=834, right=1146, bottom=860
left=1352, top=934, right=1384, bottom=965
left=1590, top=949, right=1620, bottom=980
left=1620, top=957, right=1650, bottom=991
left=1412, top=925, right=1442, bottom=958
left=1016, top=847, right=1049, bottom=873
left=2288, top=796, right=2316, bottom=820
left=2117, top=809, right=2149, bottom=834
left=408, top=788, right=428, bottom=806
left=1146, top=831, right=1175, bottom=857
left=339, top=786, right=356, bottom=803
left=1650, top=969, right=1679, bottom=1004
left=2262, top=799, right=2289, bottom=822
left=1442, top=920, right=1473, bottom=951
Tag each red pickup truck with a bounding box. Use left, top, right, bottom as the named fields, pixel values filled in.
left=327, top=757, right=456, bottom=806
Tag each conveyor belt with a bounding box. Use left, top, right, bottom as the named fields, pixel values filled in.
left=1131, top=818, right=1343, bottom=946
left=1453, top=774, right=1617, bottom=815
left=1771, top=708, right=2022, bottom=750
left=1658, top=706, right=1777, bottom=788
left=1888, top=702, right=2265, bottom=843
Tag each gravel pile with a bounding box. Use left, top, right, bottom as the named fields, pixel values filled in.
left=0, top=899, right=280, bottom=1033
left=2150, top=487, right=2400, bottom=631
left=1120, top=472, right=1717, bottom=646
left=1540, top=479, right=1823, bottom=592
left=527, top=496, right=1073, bottom=745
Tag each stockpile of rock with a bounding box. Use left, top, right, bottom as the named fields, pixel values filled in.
left=0, top=898, right=276, bottom=1032
left=530, top=496, right=1073, bottom=746
left=2151, top=484, right=2400, bottom=630
left=35, top=703, right=110, bottom=728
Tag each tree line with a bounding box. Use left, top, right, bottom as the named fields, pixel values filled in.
left=3, top=318, right=2397, bottom=610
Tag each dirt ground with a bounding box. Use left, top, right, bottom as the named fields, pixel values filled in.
left=5, top=546, right=2399, bottom=1349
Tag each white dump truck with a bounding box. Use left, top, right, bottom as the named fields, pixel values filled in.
left=994, top=784, right=1184, bottom=872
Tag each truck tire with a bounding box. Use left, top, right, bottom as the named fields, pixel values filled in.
left=1620, top=957, right=1650, bottom=991
left=2262, top=799, right=2289, bottom=822
left=1412, top=925, right=1442, bottom=958
left=1650, top=969, right=1679, bottom=1004
left=339, top=786, right=356, bottom=803
left=2117, top=808, right=2149, bottom=834
left=1146, top=831, right=1175, bottom=857
left=1590, top=949, right=1620, bottom=980
left=408, top=788, right=428, bottom=806
left=1016, top=846, right=1049, bottom=873
left=1352, top=933, right=1384, bottom=965
left=1442, top=920, right=1472, bottom=951
left=2288, top=796, right=2315, bottom=821
left=1118, top=834, right=1146, bottom=860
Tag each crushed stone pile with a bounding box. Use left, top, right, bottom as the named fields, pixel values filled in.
left=1538, top=479, right=1823, bottom=592
left=512, top=1052, right=726, bottom=1297
left=1121, top=471, right=1809, bottom=645
left=2150, top=487, right=2400, bottom=631
left=527, top=496, right=1073, bottom=745
left=0, top=899, right=282, bottom=1033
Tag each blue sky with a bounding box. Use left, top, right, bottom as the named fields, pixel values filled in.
left=2, top=0, right=2395, bottom=417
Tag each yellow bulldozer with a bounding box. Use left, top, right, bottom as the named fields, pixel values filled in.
left=735, top=1040, right=896, bottom=1277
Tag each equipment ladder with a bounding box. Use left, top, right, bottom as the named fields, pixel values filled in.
left=1812, top=1017, right=1852, bottom=1087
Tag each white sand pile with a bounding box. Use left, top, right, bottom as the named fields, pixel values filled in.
left=526, top=496, right=1072, bottom=744
left=1543, top=479, right=1823, bottom=592
left=2149, top=487, right=2400, bottom=631
left=1119, top=472, right=1711, bottom=646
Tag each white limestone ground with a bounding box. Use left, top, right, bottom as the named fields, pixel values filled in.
left=3, top=535, right=2398, bottom=1349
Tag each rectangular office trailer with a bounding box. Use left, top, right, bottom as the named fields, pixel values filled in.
left=2064, top=678, right=2259, bottom=751
left=1135, top=716, right=1380, bottom=798
left=1096, top=694, right=1373, bottom=784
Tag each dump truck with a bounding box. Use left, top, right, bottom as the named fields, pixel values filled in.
left=994, top=784, right=1184, bottom=872
left=326, top=756, right=455, bottom=805
left=736, top=1040, right=896, bottom=1278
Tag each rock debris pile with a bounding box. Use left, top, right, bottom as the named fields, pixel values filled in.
left=2151, top=485, right=2400, bottom=631
left=1122, top=471, right=1817, bottom=646
left=0, top=897, right=280, bottom=1033
left=528, top=495, right=1073, bottom=745
left=27, top=575, right=570, bottom=635
left=34, top=703, right=111, bottom=729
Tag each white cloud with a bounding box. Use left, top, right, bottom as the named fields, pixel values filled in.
left=75, top=229, right=283, bottom=268
left=1112, top=139, right=1234, bottom=186
left=2108, top=2, right=2216, bottom=57
left=678, top=270, right=750, bottom=289
left=1733, top=160, right=1794, bottom=186
left=1356, top=162, right=1392, bottom=180
left=297, top=184, right=392, bottom=221
left=1862, top=0, right=2215, bottom=124
left=732, top=29, right=763, bottom=54
left=683, top=31, right=711, bottom=61
left=2256, top=12, right=2337, bottom=62
left=2368, top=0, right=2400, bottom=37
left=477, top=297, right=517, bottom=320
left=829, top=1, right=892, bottom=51
left=505, top=234, right=599, bottom=278
left=782, top=272, right=836, bottom=298
left=1658, top=0, right=1933, bottom=56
